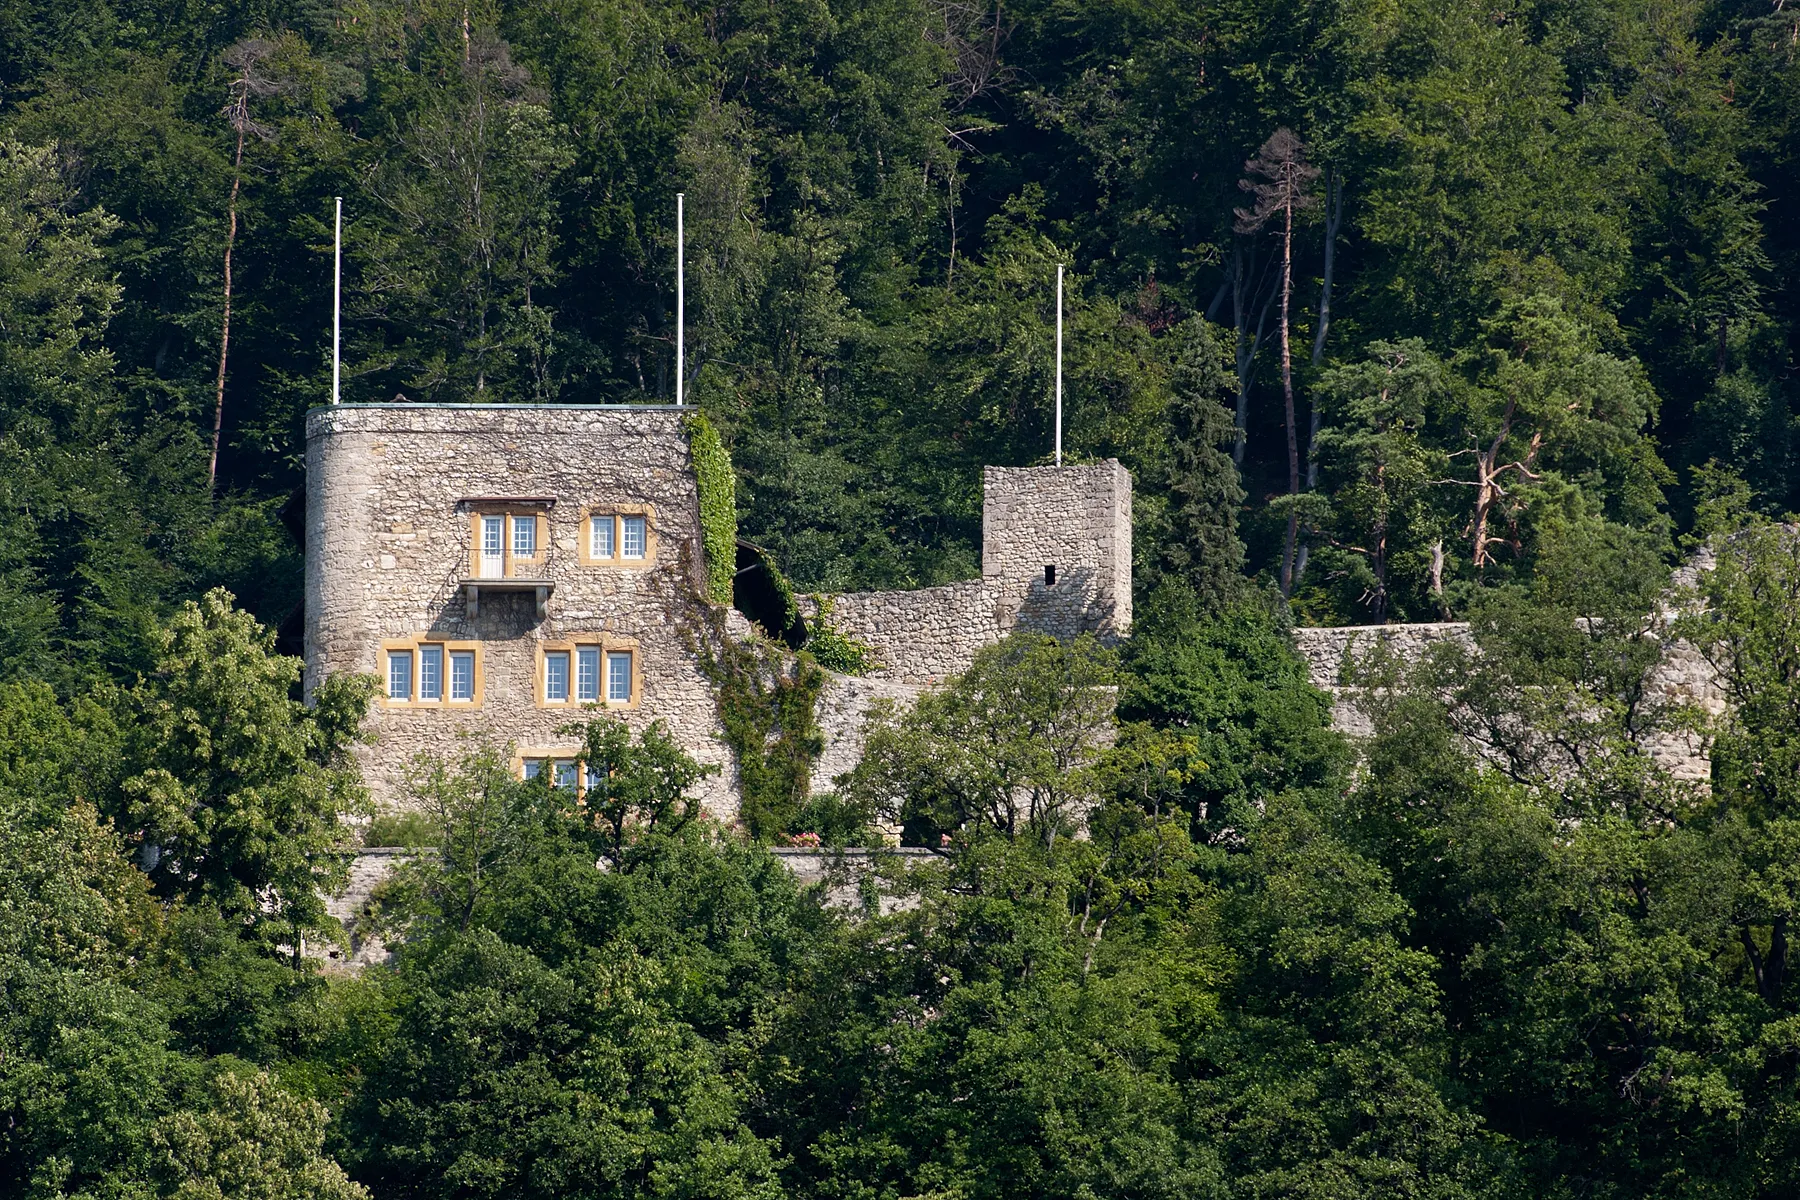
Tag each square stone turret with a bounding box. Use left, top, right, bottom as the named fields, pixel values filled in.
left=982, top=461, right=1132, bottom=641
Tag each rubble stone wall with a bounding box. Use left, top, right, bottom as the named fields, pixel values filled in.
left=983, top=462, right=1133, bottom=641
left=811, top=582, right=1001, bottom=685
left=1290, top=621, right=1724, bottom=781
left=305, top=404, right=735, bottom=816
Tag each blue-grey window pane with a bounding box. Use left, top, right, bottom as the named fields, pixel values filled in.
left=449, top=651, right=475, bottom=700
left=387, top=651, right=413, bottom=700
left=622, top=515, right=647, bottom=558
left=606, top=651, right=631, bottom=702
left=523, top=758, right=543, bottom=779
left=553, top=760, right=577, bottom=790
left=419, top=645, right=443, bottom=700
left=545, top=651, right=569, bottom=701
left=512, top=514, right=536, bottom=558
left=590, top=515, right=614, bottom=558
left=576, top=647, right=600, bottom=701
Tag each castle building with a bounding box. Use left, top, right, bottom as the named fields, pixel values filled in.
left=304, top=403, right=1131, bottom=817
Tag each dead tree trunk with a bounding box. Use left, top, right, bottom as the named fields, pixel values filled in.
left=210, top=78, right=251, bottom=492
left=1445, top=397, right=1541, bottom=571
left=1278, top=196, right=1300, bottom=596
left=209, top=40, right=279, bottom=492
left=1234, top=128, right=1318, bottom=598
left=1292, top=170, right=1342, bottom=589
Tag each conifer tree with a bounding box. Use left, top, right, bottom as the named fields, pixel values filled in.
left=1235, top=128, right=1320, bottom=598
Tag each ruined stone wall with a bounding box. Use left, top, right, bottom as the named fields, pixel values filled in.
left=305, top=404, right=735, bottom=816
left=1290, top=621, right=1723, bottom=781
left=316, top=847, right=413, bottom=972
left=808, top=582, right=1001, bottom=686
left=810, top=673, right=928, bottom=793
left=801, top=460, right=1135, bottom=790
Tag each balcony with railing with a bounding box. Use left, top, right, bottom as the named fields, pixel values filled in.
left=459, top=500, right=555, bottom=619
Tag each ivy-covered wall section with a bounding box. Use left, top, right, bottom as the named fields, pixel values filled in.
left=685, top=413, right=737, bottom=605
left=686, top=605, right=827, bottom=840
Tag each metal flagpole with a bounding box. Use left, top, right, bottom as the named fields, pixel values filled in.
left=1055, top=262, right=1064, bottom=466
left=332, top=197, right=342, bottom=405
left=676, top=193, right=685, bottom=406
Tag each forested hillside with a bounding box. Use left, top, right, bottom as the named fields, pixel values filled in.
left=8, top=1, right=1800, bottom=1198
left=5, top=0, right=1799, bottom=683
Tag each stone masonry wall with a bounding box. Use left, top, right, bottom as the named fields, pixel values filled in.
left=807, top=582, right=1002, bottom=685
left=801, top=459, right=1135, bottom=790
left=810, top=673, right=928, bottom=793
left=1291, top=621, right=1723, bottom=782
left=983, top=462, right=1133, bottom=641
left=305, top=404, right=735, bottom=817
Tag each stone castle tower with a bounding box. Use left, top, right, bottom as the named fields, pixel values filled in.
left=304, top=404, right=1131, bottom=815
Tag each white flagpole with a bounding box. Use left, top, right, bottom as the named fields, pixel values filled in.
left=676, top=192, right=685, bottom=406
left=1055, top=262, right=1064, bottom=466
left=332, top=197, right=342, bottom=405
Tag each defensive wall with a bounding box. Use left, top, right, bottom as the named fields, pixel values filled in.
left=1290, top=617, right=1725, bottom=785
left=303, top=405, right=1131, bottom=968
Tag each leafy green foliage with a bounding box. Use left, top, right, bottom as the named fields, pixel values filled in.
left=117, top=589, right=376, bottom=948
left=689, top=602, right=827, bottom=841
left=843, top=633, right=1118, bottom=847
left=686, top=412, right=738, bottom=605
left=6, top=1, right=1800, bottom=1195
left=800, top=596, right=875, bottom=675
left=1120, top=584, right=1350, bottom=839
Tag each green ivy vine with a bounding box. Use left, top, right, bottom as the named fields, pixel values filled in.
left=685, top=412, right=737, bottom=605
left=685, top=604, right=827, bottom=840
left=804, top=596, right=876, bottom=675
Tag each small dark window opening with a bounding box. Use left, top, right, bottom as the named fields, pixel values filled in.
left=1044, top=564, right=1057, bottom=586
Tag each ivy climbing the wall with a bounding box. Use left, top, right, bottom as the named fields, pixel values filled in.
left=686, top=605, right=827, bottom=840
left=804, top=597, right=876, bottom=675
left=685, top=413, right=737, bottom=605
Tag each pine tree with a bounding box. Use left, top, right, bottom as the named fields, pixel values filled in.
left=1234, top=129, right=1320, bottom=598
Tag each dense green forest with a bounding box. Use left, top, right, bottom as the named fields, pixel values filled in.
left=8, top=0, right=1800, bottom=1196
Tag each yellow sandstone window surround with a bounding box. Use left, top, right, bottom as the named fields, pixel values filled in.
left=578, top=505, right=658, bottom=568
left=514, top=747, right=614, bottom=796
left=381, top=637, right=483, bottom=708
left=468, top=505, right=550, bottom=580
left=534, top=636, right=639, bottom=709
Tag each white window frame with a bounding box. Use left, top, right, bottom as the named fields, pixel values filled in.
left=449, top=650, right=476, bottom=702
left=576, top=647, right=601, bottom=702
left=589, top=514, right=615, bottom=560
left=480, top=515, right=505, bottom=579
left=578, top=507, right=655, bottom=567
left=511, top=513, right=537, bottom=559
left=418, top=645, right=444, bottom=701
left=387, top=650, right=414, bottom=701
left=621, top=514, right=647, bottom=560
left=537, top=639, right=638, bottom=708
left=606, top=650, right=633, bottom=703
left=544, top=650, right=570, bottom=702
